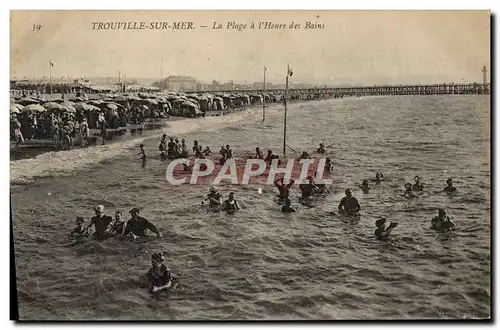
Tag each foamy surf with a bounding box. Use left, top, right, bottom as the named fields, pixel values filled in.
left=10, top=105, right=283, bottom=184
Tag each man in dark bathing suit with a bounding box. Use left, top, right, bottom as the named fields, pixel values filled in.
left=443, top=178, right=457, bottom=193
left=253, top=147, right=264, bottom=159
left=412, top=176, right=425, bottom=192
left=274, top=177, right=295, bottom=203
left=299, top=176, right=318, bottom=201
left=264, top=150, right=273, bottom=164
left=124, top=208, right=162, bottom=239
left=338, top=189, right=361, bottom=216
left=324, top=157, right=333, bottom=172
left=167, top=137, right=177, bottom=158
left=84, top=205, right=113, bottom=240
left=299, top=151, right=312, bottom=160
left=281, top=198, right=296, bottom=213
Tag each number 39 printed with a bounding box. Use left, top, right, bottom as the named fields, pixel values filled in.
left=32, top=24, right=41, bottom=31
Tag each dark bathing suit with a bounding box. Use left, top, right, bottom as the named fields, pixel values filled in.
left=124, top=216, right=160, bottom=237
left=89, top=215, right=113, bottom=240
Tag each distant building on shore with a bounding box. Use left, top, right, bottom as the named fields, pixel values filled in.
left=164, top=75, right=198, bottom=92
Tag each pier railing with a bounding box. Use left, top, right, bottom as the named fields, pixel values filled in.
left=194, top=83, right=490, bottom=96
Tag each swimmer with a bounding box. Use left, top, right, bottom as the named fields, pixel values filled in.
left=374, top=217, right=398, bottom=241
left=443, top=178, right=457, bottom=194
left=203, top=187, right=223, bottom=208
left=412, top=176, right=425, bottom=192
left=202, top=146, right=212, bottom=156
left=430, top=209, right=456, bottom=231
left=159, top=134, right=167, bottom=158
left=316, top=143, right=326, bottom=154
left=108, top=211, right=126, bottom=236
left=84, top=205, right=113, bottom=240
left=167, top=137, right=177, bottom=158
left=338, top=189, right=361, bottom=216
left=221, top=192, right=240, bottom=214
left=372, top=172, right=384, bottom=183
left=180, top=139, right=189, bottom=158
left=274, top=177, right=295, bottom=202
left=324, top=157, right=333, bottom=172
left=254, top=147, right=264, bottom=159
left=360, top=179, right=370, bottom=194
left=299, top=151, right=312, bottom=160
left=225, top=144, right=233, bottom=159
left=281, top=198, right=296, bottom=213
left=299, top=176, right=318, bottom=200
left=192, top=140, right=200, bottom=154
left=123, top=207, right=162, bottom=239
left=146, top=252, right=177, bottom=293
left=70, top=216, right=87, bottom=238
left=403, top=182, right=416, bottom=198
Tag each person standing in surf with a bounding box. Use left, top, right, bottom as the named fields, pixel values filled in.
left=374, top=217, right=398, bottom=240
left=221, top=192, right=240, bottom=214
left=281, top=198, right=296, bottom=213
left=123, top=208, right=162, bottom=239
left=412, top=176, right=425, bottom=192
left=274, top=177, right=295, bottom=203
left=138, top=143, right=147, bottom=167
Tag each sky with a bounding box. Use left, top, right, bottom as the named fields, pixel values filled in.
left=10, top=10, right=490, bottom=85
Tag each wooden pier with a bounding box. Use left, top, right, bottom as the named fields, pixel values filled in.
left=195, top=83, right=490, bottom=97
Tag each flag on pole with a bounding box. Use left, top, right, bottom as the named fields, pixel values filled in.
left=288, top=67, right=293, bottom=77
left=264, top=66, right=267, bottom=72
left=49, top=61, right=54, bottom=67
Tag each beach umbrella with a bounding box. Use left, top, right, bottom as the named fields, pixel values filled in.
left=74, top=102, right=101, bottom=112
left=181, top=100, right=199, bottom=108
left=43, top=102, right=64, bottom=111
left=22, top=104, right=46, bottom=112
left=61, top=104, right=76, bottom=113
left=50, top=98, right=66, bottom=104
left=89, top=100, right=104, bottom=106
left=17, top=98, right=40, bottom=106
left=69, top=96, right=87, bottom=102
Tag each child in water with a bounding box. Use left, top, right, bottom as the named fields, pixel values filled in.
left=70, top=217, right=87, bottom=239
left=374, top=217, right=398, bottom=241
left=146, top=252, right=177, bottom=293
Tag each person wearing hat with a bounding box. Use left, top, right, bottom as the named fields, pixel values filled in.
left=84, top=205, right=113, bottom=240
left=146, top=252, right=176, bottom=293
left=338, top=189, right=361, bottom=216
left=316, top=143, right=326, bottom=154
left=221, top=192, right=240, bottom=214
left=443, top=178, right=457, bottom=194
left=70, top=216, right=87, bottom=239
left=430, top=209, right=456, bottom=231
left=123, top=208, right=162, bottom=239
left=374, top=217, right=398, bottom=241
left=412, top=176, right=425, bottom=192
